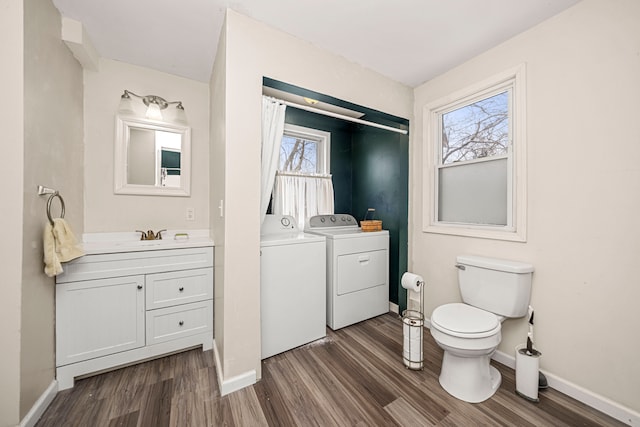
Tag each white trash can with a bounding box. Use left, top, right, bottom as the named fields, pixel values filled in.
left=515, top=344, right=541, bottom=402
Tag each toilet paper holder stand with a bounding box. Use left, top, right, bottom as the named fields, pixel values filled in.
left=401, top=275, right=424, bottom=370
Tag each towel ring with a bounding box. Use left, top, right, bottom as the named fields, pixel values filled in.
left=46, top=193, right=65, bottom=225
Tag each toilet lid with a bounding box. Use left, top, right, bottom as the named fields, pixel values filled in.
left=431, top=303, right=500, bottom=335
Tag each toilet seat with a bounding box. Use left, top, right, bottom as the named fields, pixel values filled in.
left=431, top=303, right=500, bottom=338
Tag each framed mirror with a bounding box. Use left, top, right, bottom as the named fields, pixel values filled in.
left=114, top=115, right=191, bottom=196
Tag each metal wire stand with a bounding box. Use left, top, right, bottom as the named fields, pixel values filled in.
left=402, top=281, right=424, bottom=370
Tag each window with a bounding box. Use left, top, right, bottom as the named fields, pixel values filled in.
left=279, top=124, right=329, bottom=174
left=272, top=124, right=334, bottom=229
left=424, top=65, right=527, bottom=241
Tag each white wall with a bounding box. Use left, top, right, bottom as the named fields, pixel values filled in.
left=0, top=0, right=24, bottom=424
left=210, top=9, right=412, bottom=384
left=84, top=59, right=210, bottom=232
left=210, top=19, right=227, bottom=377
left=21, top=0, right=84, bottom=418
left=412, top=0, right=640, bottom=414
left=0, top=0, right=83, bottom=423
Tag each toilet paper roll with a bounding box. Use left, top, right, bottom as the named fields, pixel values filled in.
left=401, top=272, right=423, bottom=292
left=402, top=316, right=424, bottom=369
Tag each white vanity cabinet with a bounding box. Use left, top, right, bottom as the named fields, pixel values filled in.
left=55, top=246, right=214, bottom=390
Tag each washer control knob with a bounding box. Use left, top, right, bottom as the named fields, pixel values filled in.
left=281, top=217, right=291, bottom=227
left=330, top=215, right=336, bottom=222
left=320, top=217, right=325, bottom=223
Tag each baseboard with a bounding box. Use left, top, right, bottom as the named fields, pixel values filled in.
left=19, top=380, right=58, bottom=427
left=389, top=302, right=399, bottom=314
left=212, top=339, right=257, bottom=396
left=490, top=348, right=515, bottom=369
left=424, top=317, right=432, bottom=329
left=422, top=317, right=638, bottom=426
left=492, top=348, right=639, bottom=425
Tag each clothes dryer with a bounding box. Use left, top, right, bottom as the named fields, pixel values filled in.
left=306, top=214, right=389, bottom=330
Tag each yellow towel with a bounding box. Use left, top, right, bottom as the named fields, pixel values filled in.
left=43, top=218, right=84, bottom=277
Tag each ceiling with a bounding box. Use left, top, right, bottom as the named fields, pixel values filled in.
left=51, top=0, right=580, bottom=88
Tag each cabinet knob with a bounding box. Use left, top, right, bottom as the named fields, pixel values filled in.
left=137, top=285, right=143, bottom=290
left=178, top=286, right=184, bottom=292
left=178, top=321, right=184, bottom=326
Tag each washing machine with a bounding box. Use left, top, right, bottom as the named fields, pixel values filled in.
left=260, top=214, right=326, bottom=359
left=306, top=214, right=389, bottom=330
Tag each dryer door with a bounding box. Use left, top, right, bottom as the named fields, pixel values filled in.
left=336, top=249, right=388, bottom=295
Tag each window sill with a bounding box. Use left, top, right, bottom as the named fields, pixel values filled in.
left=423, top=222, right=526, bottom=242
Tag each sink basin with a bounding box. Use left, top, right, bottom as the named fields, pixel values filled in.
left=114, top=239, right=181, bottom=247
left=80, top=232, right=213, bottom=255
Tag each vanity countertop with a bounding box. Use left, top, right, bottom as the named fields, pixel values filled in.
left=81, top=230, right=213, bottom=255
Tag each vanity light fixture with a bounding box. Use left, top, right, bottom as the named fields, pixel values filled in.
left=118, top=90, right=188, bottom=124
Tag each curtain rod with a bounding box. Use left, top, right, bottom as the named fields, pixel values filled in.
left=276, top=171, right=332, bottom=179
left=272, top=97, right=408, bottom=135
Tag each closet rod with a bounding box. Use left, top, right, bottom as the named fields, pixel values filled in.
left=276, top=99, right=408, bottom=135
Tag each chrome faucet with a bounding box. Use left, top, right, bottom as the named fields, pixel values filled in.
left=136, top=229, right=167, bottom=240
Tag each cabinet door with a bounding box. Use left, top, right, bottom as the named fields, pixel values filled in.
left=56, top=276, right=145, bottom=366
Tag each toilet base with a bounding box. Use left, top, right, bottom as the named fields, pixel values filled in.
left=439, top=351, right=502, bottom=403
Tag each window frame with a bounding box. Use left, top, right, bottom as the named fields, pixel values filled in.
left=279, top=123, right=331, bottom=175
left=423, top=64, right=527, bottom=242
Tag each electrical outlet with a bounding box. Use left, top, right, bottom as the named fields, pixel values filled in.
left=185, top=207, right=195, bottom=221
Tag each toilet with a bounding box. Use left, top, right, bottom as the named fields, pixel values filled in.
left=430, top=255, right=534, bottom=403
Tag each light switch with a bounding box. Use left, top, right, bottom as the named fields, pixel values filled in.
left=185, top=207, right=195, bottom=221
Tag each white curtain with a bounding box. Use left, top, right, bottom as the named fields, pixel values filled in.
left=261, top=96, right=287, bottom=224
left=273, top=173, right=335, bottom=229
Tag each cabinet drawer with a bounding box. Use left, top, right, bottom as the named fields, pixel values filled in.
left=146, top=300, right=213, bottom=345
left=146, top=268, right=213, bottom=309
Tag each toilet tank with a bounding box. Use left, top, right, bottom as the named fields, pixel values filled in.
left=457, top=255, right=534, bottom=318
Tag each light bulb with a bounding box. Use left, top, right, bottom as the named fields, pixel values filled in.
left=174, top=106, right=188, bottom=124
left=118, top=94, right=135, bottom=115
left=145, top=103, right=163, bottom=120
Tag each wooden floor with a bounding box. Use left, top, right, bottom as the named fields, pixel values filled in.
left=37, top=313, right=625, bottom=426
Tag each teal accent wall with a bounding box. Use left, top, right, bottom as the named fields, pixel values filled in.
left=265, top=78, right=409, bottom=312
left=352, top=126, right=409, bottom=312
